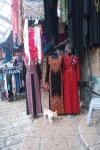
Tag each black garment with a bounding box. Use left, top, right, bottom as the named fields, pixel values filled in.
left=45, top=56, right=64, bottom=114
left=31, top=74, right=37, bottom=116
left=22, top=61, right=26, bottom=83
left=51, top=70, right=61, bottom=97
left=89, top=0, right=100, bottom=46
left=36, top=63, right=42, bottom=85
left=44, top=0, right=58, bottom=43
left=68, top=0, right=88, bottom=49
left=7, top=74, right=13, bottom=98
left=45, top=57, right=61, bottom=97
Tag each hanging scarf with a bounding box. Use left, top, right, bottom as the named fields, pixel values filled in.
left=23, top=0, right=44, bottom=19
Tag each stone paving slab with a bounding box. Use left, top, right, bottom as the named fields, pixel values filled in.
left=0, top=98, right=33, bottom=150
left=78, top=110, right=100, bottom=150
left=21, top=114, right=86, bottom=150
left=0, top=89, right=49, bottom=150
left=0, top=89, right=95, bottom=150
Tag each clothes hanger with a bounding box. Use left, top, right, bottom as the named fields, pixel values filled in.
left=29, top=17, right=40, bottom=28
left=45, top=39, right=69, bottom=56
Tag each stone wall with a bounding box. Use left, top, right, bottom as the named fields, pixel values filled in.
left=79, top=48, right=100, bottom=108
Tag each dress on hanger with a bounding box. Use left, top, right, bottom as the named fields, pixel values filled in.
left=63, top=54, right=80, bottom=114
left=22, top=59, right=42, bottom=115
left=45, top=55, right=64, bottom=114
left=68, top=0, right=86, bottom=49
left=28, top=25, right=42, bottom=63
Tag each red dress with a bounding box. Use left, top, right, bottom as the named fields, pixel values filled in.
left=63, top=54, right=80, bottom=114
left=28, top=25, right=42, bottom=62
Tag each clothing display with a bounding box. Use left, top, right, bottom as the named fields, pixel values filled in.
left=23, top=19, right=30, bottom=64
left=0, top=67, right=24, bottom=100
left=11, top=0, right=18, bottom=42
left=57, top=0, right=68, bottom=25
left=8, top=0, right=100, bottom=116
left=68, top=0, right=88, bottom=49
left=28, top=25, right=42, bottom=63
left=44, top=0, right=58, bottom=43
left=63, top=54, right=80, bottom=114
left=18, top=0, right=24, bottom=45
left=22, top=60, right=42, bottom=115
left=89, top=0, right=100, bottom=46
left=23, top=0, right=44, bottom=19
left=45, top=55, right=64, bottom=114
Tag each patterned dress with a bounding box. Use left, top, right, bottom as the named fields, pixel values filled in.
left=45, top=55, right=64, bottom=114
left=22, top=60, right=42, bottom=115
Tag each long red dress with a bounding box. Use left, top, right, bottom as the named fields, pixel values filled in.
left=63, top=54, right=80, bottom=114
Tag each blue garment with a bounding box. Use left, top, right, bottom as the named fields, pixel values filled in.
left=15, top=73, right=20, bottom=92
left=7, top=84, right=10, bottom=91
left=13, top=36, right=18, bottom=49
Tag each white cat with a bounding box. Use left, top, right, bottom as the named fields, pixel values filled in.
left=44, top=108, right=57, bottom=123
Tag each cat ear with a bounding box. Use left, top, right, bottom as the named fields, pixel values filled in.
left=55, top=111, right=57, bottom=113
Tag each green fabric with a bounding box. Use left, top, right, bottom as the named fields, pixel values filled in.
left=61, top=0, right=68, bottom=25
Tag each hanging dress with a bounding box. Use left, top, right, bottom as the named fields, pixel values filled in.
left=63, top=54, right=80, bottom=114
left=45, top=55, right=64, bottom=114
left=22, top=60, right=42, bottom=116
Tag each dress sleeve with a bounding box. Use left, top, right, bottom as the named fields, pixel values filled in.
left=76, top=56, right=80, bottom=82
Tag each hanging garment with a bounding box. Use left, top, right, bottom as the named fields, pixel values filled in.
left=44, top=0, right=58, bottom=43
left=34, top=25, right=42, bottom=63
left=68, top=0, right=88, bottom=49
left=18, top=0, right=24, bottom=45
left=12, top=74, right=16, bottom=95
left=7, top=74, right=13, bottom=98
left=23, top=0, right=44, bottom=19
left=23, top=19, right=30, bottom=64
left=42, top=58, right=47, bottom=86
left=63, top=54, right=80, bottom=114
left=28, top=25, right=42, bottom=63
left=22, top=60, right=42, bottom=115
left=57, top=0, right=68, bottom=25
left=11, top=0, right=18, bottom=42
left=4, top=73, right=8, bottom=98
left=89, top=0, right=100, bottom=46
left=15, top=73, right=20, bottom=92
left=45, top=55, right=64, bottom=114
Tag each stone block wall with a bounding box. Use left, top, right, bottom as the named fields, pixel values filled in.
left=79, top=48, right=100, bottom=108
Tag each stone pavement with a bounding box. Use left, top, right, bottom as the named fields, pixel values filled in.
left=0, top=96, right=33, bottom=150
left=20, top=90, right=87, bottom=150
left=21, top=114, right=86, bottom=150
left=0, top=89, right=100, bottom=150
left=79, top=110, right=100, bottom=150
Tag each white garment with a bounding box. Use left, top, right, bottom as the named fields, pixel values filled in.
left=57, top=0, right=61, bottom=17
left=34, top=26, right=42, bottom=64
left=23, top=19, right=30, bottom=64
left=4, top=73, right=8, bottom=98
left=12, top=74, right=16, bottom=95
